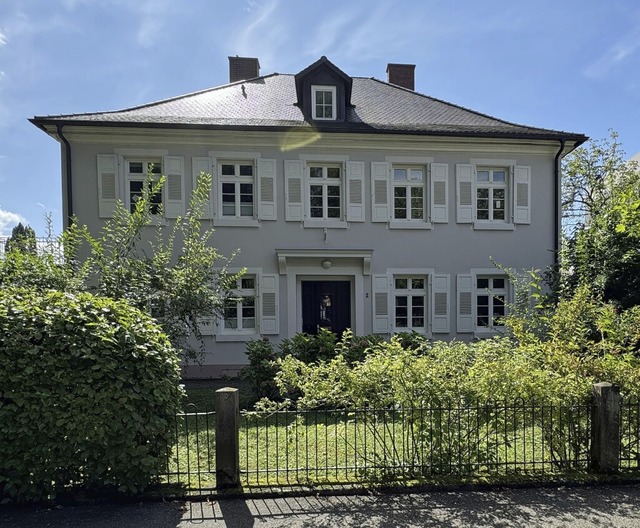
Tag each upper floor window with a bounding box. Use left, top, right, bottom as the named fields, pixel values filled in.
left=393, top=165, right=426, bottom=220
left=475, top=168, right=507, bottom=222
left=312, top=85, right=336, bottom=120
left=370, top=160, right=448, bottom=226
left=308, top=163, right=342, bottom=219
left=126, top=160, right=162, bottom=214
left=455, top=163, right=531, bottom=228
left=219, top=161, right=255, bottom=218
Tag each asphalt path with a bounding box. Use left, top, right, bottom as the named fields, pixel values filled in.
left=2, top=484, right=640, bottom=527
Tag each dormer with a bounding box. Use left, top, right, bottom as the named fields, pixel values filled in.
left=294, top=56, right=353, bottom=122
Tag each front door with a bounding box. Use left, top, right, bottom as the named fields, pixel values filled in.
left=302, top=281, right=351, bottom=335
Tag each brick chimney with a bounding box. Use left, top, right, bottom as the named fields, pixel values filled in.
left=386, top=63, right=416, bottom=90
left=228, top=56, right=261, bottom=83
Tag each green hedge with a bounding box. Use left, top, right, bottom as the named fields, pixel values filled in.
left=0, top=288, right=184, bottom=502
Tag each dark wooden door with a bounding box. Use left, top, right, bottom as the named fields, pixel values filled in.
left=301, top=281, right=351, bottom=335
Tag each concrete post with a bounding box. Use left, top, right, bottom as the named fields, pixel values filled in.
left=590, top=382, right=621, bottom=473
left=215, top=387, right=240, bottom=489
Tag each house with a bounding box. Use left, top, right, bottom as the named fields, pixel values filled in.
left=30, top=56, right=587, bottom=378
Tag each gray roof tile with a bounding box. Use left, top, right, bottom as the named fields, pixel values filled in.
left=31, top=73, right=586, bottom=142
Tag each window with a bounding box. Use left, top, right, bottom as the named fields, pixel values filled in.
left=393, top=166, right=425, bottom=220
left=219, top=161, right=255, bottom=219
left=222, top=276, right=257, bottom=333
left=126, top=160, right=162, bottom=214
left=456, top=162, right=530, bottom=227
left=308, top=163, right=342, bottom=219
left=371, top=160, right=448, bottom=226
left=393, top=276, right=427, bottom=331
left=475, top=168, right=507, bottom=222
left=476, top=276, right=507, bottom=329
left=312, top=86, right=336, bottom=120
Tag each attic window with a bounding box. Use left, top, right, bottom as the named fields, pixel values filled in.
left=312, top=85, right=336, bottom=120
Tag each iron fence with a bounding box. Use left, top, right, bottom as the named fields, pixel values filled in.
left=158, top=394, right=640, bottom=494
left=239, top=400, right=592, bottom=487
left=621, top=396, right=640, bottom=470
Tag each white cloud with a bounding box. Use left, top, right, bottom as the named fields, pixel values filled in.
left=0, top=208, right=26, bottom=237
left=234, top=0, right=285, bottom=69
left=0, top=31, right=7, bottom=46
left=585, top=23, right=640, bottom=78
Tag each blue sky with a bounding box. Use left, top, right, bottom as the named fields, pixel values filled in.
left=0, top=0, right=639, bottom=236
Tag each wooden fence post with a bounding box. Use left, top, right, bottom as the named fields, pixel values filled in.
left=590, top=382, right=621, bottom=473
left=215, top=387, right=240, bottom=489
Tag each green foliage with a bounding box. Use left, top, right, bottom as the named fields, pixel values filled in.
left=0, top=287, right=184, bottom=502
left=241, top=338, right=280, bottom=401
left=242, top=330, right=383, bottom=402
left=560, top=131, right=640, bottom=309
left=4, top=223, right=36, bottom=254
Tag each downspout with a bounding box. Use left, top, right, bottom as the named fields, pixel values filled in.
left=554, top=138, right=566, bottom=266
left=56, top=124, right=73, bottom=228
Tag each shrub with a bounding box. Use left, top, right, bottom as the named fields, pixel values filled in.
left=0, top=288, right=184, bottom=502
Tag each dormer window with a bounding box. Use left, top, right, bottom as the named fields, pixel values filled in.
left=312, top=85, right=336, bottom=120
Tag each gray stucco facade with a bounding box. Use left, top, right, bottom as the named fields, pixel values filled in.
left=32, top=57, right=587, bottom=377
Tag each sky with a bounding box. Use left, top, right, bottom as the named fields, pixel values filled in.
left=0, top=0, right=639, bottom=236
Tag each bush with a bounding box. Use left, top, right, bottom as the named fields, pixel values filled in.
left=0, top=288, right=184, bottom=502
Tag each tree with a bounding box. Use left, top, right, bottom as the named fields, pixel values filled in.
left=560, top=131, right=640, bottom=308
left=0, top=173, right=240, bottom=362
left=4, top=223, right=36, bottom=254
left=70, top=172, right=240, bottom=361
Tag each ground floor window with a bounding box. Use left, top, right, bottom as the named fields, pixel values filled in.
left=222, top=276, right=256, bottom=333
left=393, top=276, right=427, bottom=331
left=476, top=276, right=506, bottom=329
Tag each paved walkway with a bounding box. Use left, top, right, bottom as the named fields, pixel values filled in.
left=2, top=484, right=640, bottom=527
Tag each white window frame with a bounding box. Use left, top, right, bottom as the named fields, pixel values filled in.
left=392, top=274, right=428, bottom=333
left=219, top=160, right=256, bottom=220
left=392, top=165, right=427, bottom=223
left=221, top=274, right=258, bottom=336
left=471, top=269, right=508, bottom=336
left=311, top=85, right=336, bottom=120
left=125, top=159, right=163, bottom=216
left=475, top=167, right=508, bottom=223
left=210, top=151, right=262, bottom=227
left=307, top=162, right=343, bottom=220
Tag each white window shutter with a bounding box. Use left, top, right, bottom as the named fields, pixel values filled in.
left=371, top=162, right=390, bottom=222
left=456, top=164, right=473, bottom=223
left=259, top=274, right=279, bottom=334
left=430, top=163, right=449, bottom=223
left=457, top=274, right=473, bottom=333
left=198, top=317, right=215, bottom=336
left=285, top=160, right=304, bottom=221
left=346, top=161, right=365, bottom=222
left=257, top=158, right=277, bottom=221
left=97, top=154, right=119, bottom=218
left=431, top=274, right=450, bottom=333
left=372, top=274, right=390, bottom=333
left=514, top=165, right=531, bottom=224
left=163, top=156, right=185, bottom=219
left=191, top=157, right=213, bottom=220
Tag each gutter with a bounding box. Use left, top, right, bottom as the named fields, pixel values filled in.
left=56, top=124, right=73, bottom=228
left=554, top=139, right=566, bottom=265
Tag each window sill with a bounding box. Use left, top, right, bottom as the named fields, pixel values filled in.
left=215, top=333, right=259, bottom=342
left=303, top=219, right=348, bottom=229
left=472, top=222, right=515, bottom=231
left=389, top=221, right=433, bottom=230
left=474, top=328, right=505, bottom=338
left=213, top=219, right=260, bottom=228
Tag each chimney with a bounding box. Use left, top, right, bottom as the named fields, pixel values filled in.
left=228, top=56, right=260, bottom=83
left=386, top=63, right=416, bottom=90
